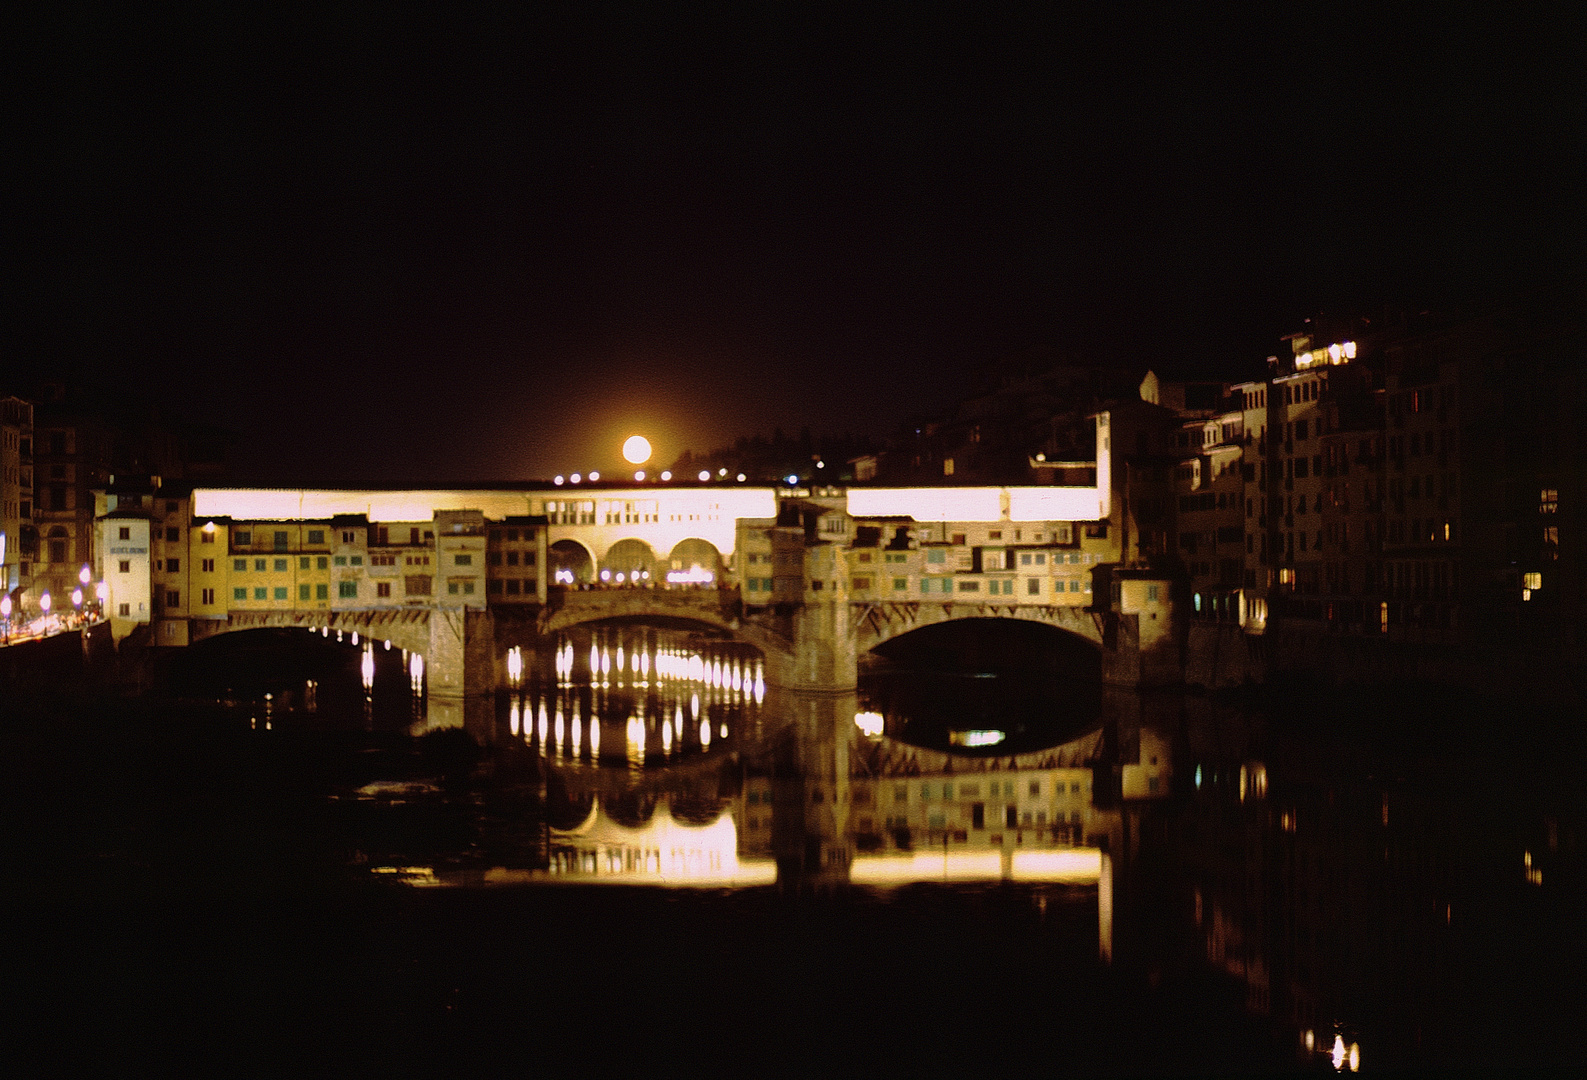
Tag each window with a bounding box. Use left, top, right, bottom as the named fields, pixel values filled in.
left=956, top=580, right=979, bottom=592
left=273, top=587, right=287, bottom=600
left=376, top=582, right=391, bottom=598
left=504, top=580, right=520, bottom=595
left=166, top=590, right=180, bottom=607
left=987, top=530, right=1002, bottom=540
left=299, top=584, right=311, bottom=601
left=235, top=531, right=251, bottom=545
left=308, top=530, right=325, bottom=545
left=119, top=603, right=130, bottom=616
left=448, top=582, right=459, bottom=595
left=200, top=530, right=214, bottom=544
left=118, top=526, right=131, bottom=541
left=927, top=549, right=946, bottom=564
left=951, top=534, right=966, bottom=545
left=201, top=588, right=214, bottom=605
left=338, top=581, right=357, bottom=598
left=488, top=551, right=503, bottom=566
left=234, top=559, right=247, bottom=572
left=234, top=587, right=248, bottom=601
left=334, top=556, right=346, bottom=566
left=273, top=558, right=288, bottom=572
left=315, top=584, right=328, bottom=600
left=406, top=576, right=431, bottom=595
left=1541, top=489, right=1558, bottom=514
left=166, top=557, right=180, bottom=573
left=316, top=556, right=328, bottom=570
left=1147, top=584, right=1160, bottom=602
left=505, top=551, right=519, bottom=566
left=300, top=556, right=310, bottom=570
left=341, top=530, right=357, bottom=543
left=371, top=554, right=396, bottom=566
left=119, top=560, right=131, bottom=573
left=1027, top=578, right=1040, bottom=595
left=350, top=556, right=363, bottom=566
left=852, top=577, right=871, bottom=590
left=202, top=558, right=214, bottom=572
left=254, top=587, right=267, bottom=600
left=251, top=558, right=266, bottom=571
left=454, top=553, right=473, bottom=566
left=893, top=578, right=908, bottom=591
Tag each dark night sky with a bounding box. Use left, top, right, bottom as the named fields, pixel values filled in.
left=9, top=4, right=1584, bottom=484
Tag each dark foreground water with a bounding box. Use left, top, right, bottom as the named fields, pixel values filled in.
left=3, top=625, right=1584, bottom=1075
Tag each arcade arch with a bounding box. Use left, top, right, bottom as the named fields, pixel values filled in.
left=599, top=538, right=658, bottom=585
left=550, top=539, right=596, bottom=586
left=666, top=538, right=722, bottom=585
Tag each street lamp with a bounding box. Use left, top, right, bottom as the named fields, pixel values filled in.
left=1, top=594, right=11, bottom=643
left=40, top=592, right=51, bottom=617
left=79, top=564, right=92, bottom=587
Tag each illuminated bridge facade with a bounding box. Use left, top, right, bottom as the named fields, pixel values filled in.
left=96, top=412, right=1180, bottom=721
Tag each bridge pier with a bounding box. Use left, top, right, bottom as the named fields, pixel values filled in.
left=776, top=597, right=857, bottom=693
left=421, top=606, right=497, bottom=736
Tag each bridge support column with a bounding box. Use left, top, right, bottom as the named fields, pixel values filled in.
left=421, top=607, right=497, bottom=737
left=779, top=597, right=857, bottom=692
left=771, top=690, right=859, bottom=891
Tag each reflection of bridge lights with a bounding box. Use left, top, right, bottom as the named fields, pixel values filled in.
left=506, top=646, right=523, bottom=686
left=510, top=700, right=521, bottom=736
left=699, top=719, right=711, bottom=747
left=689, top=693, right=699, bottom=718
left=661, top=718, right=673, bottom=754
left=72, top=587, right=83, bottom=608
left=590, top=716, right=600, bottom=755
left=855, top=711, right=884, bottom=737
left=361, top=646, right=375, bottom=690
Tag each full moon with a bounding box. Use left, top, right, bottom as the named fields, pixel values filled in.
left=622, top=435, right=652, bottom=464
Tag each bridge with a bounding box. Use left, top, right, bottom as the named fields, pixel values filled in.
left=98, top=415, right=1183, bottom=731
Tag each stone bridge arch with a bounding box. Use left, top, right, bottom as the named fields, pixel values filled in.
left=193, top=606, right=435, bottom=656
left=852, top=601, right=1104, bottom=657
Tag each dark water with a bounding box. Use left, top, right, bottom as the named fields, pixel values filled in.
left=5, top=624, right=1584, bottom=1075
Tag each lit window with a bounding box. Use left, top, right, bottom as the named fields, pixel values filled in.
left=1540, top=489, right=1558, bottom=514
left=1524, top=572, right=1542, bottom=590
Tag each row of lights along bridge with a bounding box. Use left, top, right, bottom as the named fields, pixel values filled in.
left=551, top=434, right=822, bottom=488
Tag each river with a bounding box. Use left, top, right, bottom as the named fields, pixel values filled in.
left=4, top=622, right=1581, bottom=1074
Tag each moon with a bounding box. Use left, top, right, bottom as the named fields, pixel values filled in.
left=622, top=435, right=652, bottom=464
